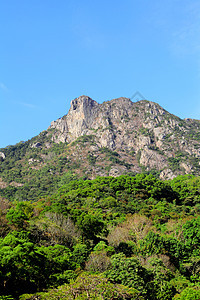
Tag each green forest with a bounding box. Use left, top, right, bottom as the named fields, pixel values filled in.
left=1, top=174, right=200, bottom=299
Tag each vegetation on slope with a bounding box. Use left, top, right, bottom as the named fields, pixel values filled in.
left=0, top=174, right=200, bottom=299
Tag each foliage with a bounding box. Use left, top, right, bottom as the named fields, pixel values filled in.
left=20, top=272, right=143, bottom=300
left=106, top=253, right=148, bottom=294
left=0, top=174, right=200, bottom=298
left=6, top=201, right=33, bottom=228
left=173, top=287, right=200, bottom=300
left=0, top=231, right=78, bottom=297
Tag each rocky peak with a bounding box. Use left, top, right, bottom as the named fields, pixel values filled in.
left=69, top=95, right=98, bottom=117
left=68, top=95, right=99, bottom=129
left=109, top=97, right=132, bottom=107
left=49, top=96, right=100, bottom=142
left=47, top=95, right=200, bottom=179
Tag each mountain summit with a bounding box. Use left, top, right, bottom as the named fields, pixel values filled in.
left=48, top=95, right=200, bottom=179
left=0, top=95, right=200, bottom=201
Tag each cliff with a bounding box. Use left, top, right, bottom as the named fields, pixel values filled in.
left=0, top=95, right=200, bottom=202
left=47, top=95, right=200, bottom=179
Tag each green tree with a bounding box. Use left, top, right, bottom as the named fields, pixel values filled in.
left=182, top=216, right=200, bottom=255
left=19, top=272, right=144, bottom=300
left=6, top=202, right=33, bottom=228
left=106, top=253, right=148, bottom=294
left=0, top=231, right=43, bottom=296
left=173, top=287, right=200, bottom=300
left=77, top=212, right=105, bottom=240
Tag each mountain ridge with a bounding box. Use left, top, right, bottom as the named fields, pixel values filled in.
left=47, top=95, right=200, bottom=178
left=0, top=95, right=200, bottom=202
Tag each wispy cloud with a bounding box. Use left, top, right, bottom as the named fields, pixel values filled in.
left=0, top=84, right=37, bottom=109
left=170, top=2, right=200, bottom=57
left=171, top=25, right=200, bottom=57
left=17, top=101, right=37, bottom=109
left=148, top=1, right=200, bottom=58
left=0, top=82, right=9, bottom=91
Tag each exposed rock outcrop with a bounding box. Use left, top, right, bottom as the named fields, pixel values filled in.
left=31, top=142, right=42, bottom=148
left=47, top=95, right=200, bottom=179
left=0, top=152, right=5, bottom=161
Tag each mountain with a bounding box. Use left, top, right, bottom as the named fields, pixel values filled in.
left=0, top=95, right=200, bottom=201
left=48, top=95, right=200, bottom=178
left=1, top=95, right=200, bottom=299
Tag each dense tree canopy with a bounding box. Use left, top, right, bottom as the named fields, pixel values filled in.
left=0, top=174, right=200, bottom=299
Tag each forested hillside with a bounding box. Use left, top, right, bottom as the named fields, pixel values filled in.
left=1, top=174, right=200, bottom=299
left=1, top=97, right=200, bottom=206
left=1, top=97, right=200, bottom=299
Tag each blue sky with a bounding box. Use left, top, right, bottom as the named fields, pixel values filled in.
left=0, top=0, right=200, bottom=148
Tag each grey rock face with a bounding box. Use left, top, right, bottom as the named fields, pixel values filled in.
left=50, top=96, right=99, bottom=143
left=31, top=142, right=42, bottom=148
left=0, top=152, right=5, bottom=160
left=49, top=95, right=134, bottom=147
left=139, top=147, right=168, bottom=170
left=48, top=95, right=200, bottom=179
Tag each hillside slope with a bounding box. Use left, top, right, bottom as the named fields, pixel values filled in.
left=0, top=95, right=200, bottom=201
